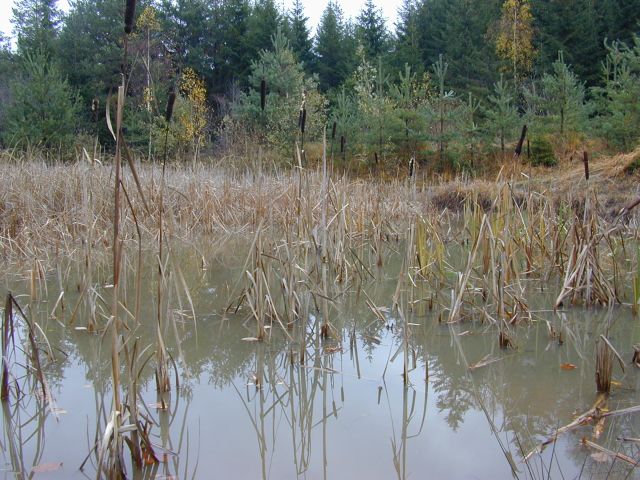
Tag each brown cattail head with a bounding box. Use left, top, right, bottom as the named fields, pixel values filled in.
left=165, top=88, right=176, bottom=123
left=408, top=157, right=415, bottom=178
left=260, top=79, right=266, bottom=112
left=340, top=135, right=345, bottom=153
left=299, top=107, right=306, bottom=134
left=124, top=0, right=137, bottom=34
left=583, top=151, right=590, bottom=181
left=331, top=121, right=337, bottom=140
left=514, top=124, right=528, bottom=157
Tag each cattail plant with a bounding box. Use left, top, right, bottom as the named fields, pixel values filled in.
left=124, top=0, right=137, bottom=34
left=583, top=151, right=590, bottom=181
left=260, top=79, right=266, bottom=112
left=165, top=87, right=176, bottom=124
left=298, top=96, right=307, bottom=150
left=514, top=124, right=527, bottom=158
left=298, top=106, right=306, bottom=135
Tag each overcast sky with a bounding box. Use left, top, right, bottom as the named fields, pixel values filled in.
left=0, top=0, right=401, bottom=43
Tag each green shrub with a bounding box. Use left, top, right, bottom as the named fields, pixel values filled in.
left=3, top=51, right=78, bottom=151
left=529, top=136, right=557, bottom=167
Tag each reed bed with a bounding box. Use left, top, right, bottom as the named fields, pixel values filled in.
left=0, top=159, right=426, bottom=265
left=3, top=146, right=640, bottom=477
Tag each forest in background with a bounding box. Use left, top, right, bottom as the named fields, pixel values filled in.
left=1, top=0, right=640, bottom=172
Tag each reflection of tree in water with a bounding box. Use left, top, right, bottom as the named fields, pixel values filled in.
left=10, top=244, right=640, bottom=478
left=430, top=361, right=475, bottom=430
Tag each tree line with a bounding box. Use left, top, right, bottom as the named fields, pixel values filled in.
left=1, top=0, right=639, bottom=169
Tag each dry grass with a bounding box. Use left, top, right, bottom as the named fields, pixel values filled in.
left=0, top=157, right=432, bottom=266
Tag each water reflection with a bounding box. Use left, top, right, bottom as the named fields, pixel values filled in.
left=2, top=247, right=640, bottom=479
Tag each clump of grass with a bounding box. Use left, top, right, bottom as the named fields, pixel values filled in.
left=622, top=150, right=640, bottom=175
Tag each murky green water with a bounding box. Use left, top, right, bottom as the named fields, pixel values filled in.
left=2, top=238, right=640, bottom=479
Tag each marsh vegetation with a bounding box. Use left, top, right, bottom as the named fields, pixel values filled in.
left=3, top=0, right=640, bottom=478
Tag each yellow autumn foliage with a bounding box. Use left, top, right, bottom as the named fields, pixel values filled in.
left=176, top=68, right=208, bottom=145
left=495, top=0, right=535, bottom=81
left=136, top=6, right=161, bottom=32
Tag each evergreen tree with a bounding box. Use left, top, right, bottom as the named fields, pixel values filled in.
left=593, top=35, right=640, bottom=149
left=541, top=52, right=589, bottom=136
left=12, top=0, right=61, bottom=57
left=599, top=0, right=640, bottom=48
left=3, top=50, right=78, bottom=149
left=355, top=0, right=388, bottom=61
left=0, top=34, right=13, bottom=76
left=353, top=53, right=396, bottom=161
left=485, top=74, right=519, bottom=153
left=430, top=54, right=458, bottom=163
left=314, top=1, right=356, bottom=91
left=214, top=0, right=251, bottom=92
left=160, top=0, right=217, bottom=91
left=415, top=0, right=448, bottom=66
left=389, top=63, right=430, bottom=156
left=246, top=0, right=282, bottom=62
left=231, top=29, right=325, bottom=153
left=439, top=0, right=501, bottom=96
left=287, top=0, right=314, bottom=68
left=0, top=35, right=15, bottom=140
left=532, top=0, right=600, bottom=85
left=58, top=0, right=122, bottom=117
left=392, top=0, right=423, bottom=75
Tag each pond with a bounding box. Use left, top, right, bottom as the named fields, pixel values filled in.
left=2, top=235, right=640, bottom=480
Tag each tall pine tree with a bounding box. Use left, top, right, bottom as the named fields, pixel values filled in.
left=160, top=0, right=217, bottom=92
left=213, top=0, right=251, bottom=93
left=246, top=0, right=283, bottom=62
left=356, top=0, right=388, bottom=61
left=392, top=0, right=423, bottom=75
left=12, top=0, right=61, bottom=58
left=313, top=1, right=356, bottom=91
left=287, top=0, right=314, bottom=68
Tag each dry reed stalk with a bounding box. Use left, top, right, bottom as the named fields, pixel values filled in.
left=1, top=293, right=14, bottom=401
left=595, top=338, right=612, bottom=393
left=449, top=214, right=488, bottom=323
left=555, top=196, right=618, bottom=309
